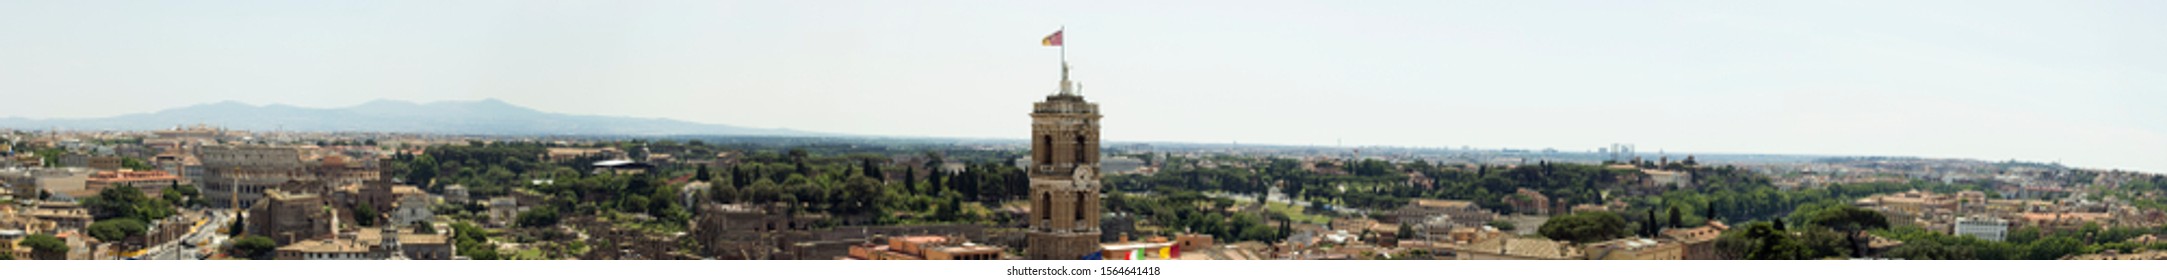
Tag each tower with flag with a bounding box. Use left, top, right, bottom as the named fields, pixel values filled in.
left=1023, top=27, right=1105, bottom=260
left=1041, top=28, right=1074, bottom=96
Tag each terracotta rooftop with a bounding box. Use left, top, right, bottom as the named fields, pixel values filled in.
left=279, top=239, right=374, bottom=254
left=1410, top=199, right=1475, bottom=209
left=1459, top=236, right=1581, bottom=259
left=86, top=170, right=180, bottom=182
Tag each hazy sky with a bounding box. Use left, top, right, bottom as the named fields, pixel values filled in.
left=2, top=1, right=2163, bottom=172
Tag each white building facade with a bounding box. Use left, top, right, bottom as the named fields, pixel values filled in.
left=1954, top=216, right=2009, bottom=242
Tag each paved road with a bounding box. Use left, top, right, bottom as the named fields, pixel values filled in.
left=142, top=210, right=232, bottom=260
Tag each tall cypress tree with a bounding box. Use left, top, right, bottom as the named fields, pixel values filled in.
left=862, top=159, right=883, bottom=180
left=1704, top=203, right=1719, bottom=223
left=1667, top=206, right=1683, bottom=228
left=929, top=169, right=945, bottom=193
left=904, top=167, right=918, bottom=194
left=1279, top=217, right=1293, bottom=240
left=730, top=166, right=747, bottom=188
left=1644, top=209, right=1659, bottom=237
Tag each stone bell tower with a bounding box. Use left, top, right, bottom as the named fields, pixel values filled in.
left=1025, top=63, right=1103, bottom=260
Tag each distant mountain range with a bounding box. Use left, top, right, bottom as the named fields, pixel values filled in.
left=0, top=99, right=831, bottom=137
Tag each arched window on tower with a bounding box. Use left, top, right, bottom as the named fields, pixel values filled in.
left=1038, top=135, right=1053, bottom=165
left=1041, top=192, right=1053, bottom=221
left=1075, top=191, right=1087, bottom=221
left=1073, top=134, right=1088, bottom=164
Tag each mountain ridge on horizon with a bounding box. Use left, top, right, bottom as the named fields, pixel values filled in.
left=0, top=98, right=831, bottom=137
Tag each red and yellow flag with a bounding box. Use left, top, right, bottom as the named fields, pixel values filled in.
left=1041, top=30, right=1064, bottom=46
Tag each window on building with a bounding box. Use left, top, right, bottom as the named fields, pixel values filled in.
left=1041, top=192, right=1053, bottom=221
left=1073, top=135, right=1087, bottom=163
left=1038, top=135, right=1052, bottom=165
left=1075, top=191, right=1087, bottom=221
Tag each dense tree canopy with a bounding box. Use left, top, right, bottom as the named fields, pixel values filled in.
left=87, top=218, right=148, bottom=242
left=82, top=185, right=176, bottom=222
left=231, top=236, right=277, bottom=260
left=21, top=234, right=68, bottom=259
left=1539, top=211, right=1629, bottom=243
left=1799, top=204, right=1890, bottom=257
left=354, top=201, right=378, bottom=227
left=518, top=206, right=562, bottom=228
left=452, top=222, right=501, bottom=260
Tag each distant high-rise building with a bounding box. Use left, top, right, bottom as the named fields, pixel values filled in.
left=1608, top=143, right=1636, bottom=163
left=1024, top=62, right=1103, bottom=260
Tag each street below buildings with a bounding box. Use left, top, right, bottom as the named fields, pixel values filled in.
left=140, top=210, right=233, bottom=260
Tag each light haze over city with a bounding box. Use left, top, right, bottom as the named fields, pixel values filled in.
left=1, top=1, right=2162, bottom=172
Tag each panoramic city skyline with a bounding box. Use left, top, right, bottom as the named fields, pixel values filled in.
left=10, top=1, right=2167, bottom=270
left=2, top=0, right=2162, bottom=172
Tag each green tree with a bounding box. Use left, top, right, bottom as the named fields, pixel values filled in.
left=231, top=236, right=277, bottom=260
left=842, top=176, right=883, bottom=216
left=84, top=184, right=175, bottom=221
left=935, top=196, right=963, bottom=221
left=2006, top=226, right=2043, bottom=244
left=903, top=167, right=919, bottom=194
left=1804, top=205, right=1890, bottom=258
left=1704, top=203, right=1718, bottom=222
left=121, top=157, right=154, bottom=171
left=747, top=180, right=783, bottom=204
left=412, top=221, right=437, bottom=234
left=161, top=187, right=187, bottom=207
left=230, top=214, right=246, bottom=237
left=517, top=206, right=561, bottom=228
left=1733, top=221, right=1821, bottom=260
left=2025, top=236, right=2083, bottom=260
left=1539, top=211, right=1629, bottom=243
left=87, top=218, right=148, bottom=242
left=21, top=234, right=68, bottom=260
left=1486, top=220, right=1517, bottom=231
left=710, top=185, right=739, bottom=203
left=1668, top=206, right=1683, bottom=228
left=452, top=222, right=500, bottom=260
left=621, top=196, right=650, bottom=214
left=1279, top=216, right=1294, bottom=240
left=404, top=153, right=439, bottom=186
left=695, top=164, right=713, bottom=183
left=354, top=201, right=378, bottom=227
left=1643, top=209, right=1659, bottom=237
left=861, top=159, right=883, bottom=179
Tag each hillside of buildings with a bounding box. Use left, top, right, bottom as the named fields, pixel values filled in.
left=4, top=127, right=2165, bottom=260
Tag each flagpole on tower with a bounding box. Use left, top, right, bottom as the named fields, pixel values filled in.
left=1059, top=26, right=1066, bottom=65
left=1059, top=26, right=1067, bottom=93
left=1043, top=26, right=1070, bottom=95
